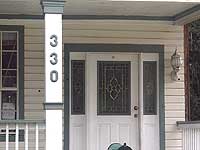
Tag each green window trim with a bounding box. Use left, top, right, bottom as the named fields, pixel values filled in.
left=0, top=25, right=24, bottom=120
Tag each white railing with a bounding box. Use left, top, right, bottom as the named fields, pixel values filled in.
left=0, top=120, right=45, bottom=150
left=177, top=121, right=200, bottom=150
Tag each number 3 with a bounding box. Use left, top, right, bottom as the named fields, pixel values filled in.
left=50, top=53, right=58, bottom=65
left=50, top=34, right=58, bottom=47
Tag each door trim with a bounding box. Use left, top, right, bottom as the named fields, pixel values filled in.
left=64, top=44, right=165, bottom=150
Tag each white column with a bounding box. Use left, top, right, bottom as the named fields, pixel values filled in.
left=41, top=1, right=65, bottom=150
left=25, top=124, right=28, bottom=150
left=15, top=124, right=19, bottom=150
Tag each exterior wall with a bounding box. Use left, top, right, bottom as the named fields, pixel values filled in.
left=0, top=19, right=185, bottom=150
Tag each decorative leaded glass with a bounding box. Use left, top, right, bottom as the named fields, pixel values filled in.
left=71, top=60, right=85, bottom=115
left=188, top=20, right=200, bottom=121
left=143, top=61, right=157, bottom=115
left=97, top=61, right=131, bottom=115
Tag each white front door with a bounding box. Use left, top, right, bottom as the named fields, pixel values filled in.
left=86, top=53, right=139, bottom=150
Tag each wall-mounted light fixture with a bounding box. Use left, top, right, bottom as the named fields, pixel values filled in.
left=171, top=49, right=183, bottom=81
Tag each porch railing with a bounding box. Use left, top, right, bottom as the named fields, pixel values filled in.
left=0, top=120, right=45, bottom=150
left=177, top=121, right=200, bottom=150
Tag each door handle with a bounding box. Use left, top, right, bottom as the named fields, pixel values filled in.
left=134, top=106, right=139, bottom=110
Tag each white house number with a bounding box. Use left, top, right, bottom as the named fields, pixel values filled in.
left=50, top=34, right=58, bottom=82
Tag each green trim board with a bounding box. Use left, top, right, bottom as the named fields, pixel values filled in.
left=0, top=14, right=173, bottom=21
left=64, top=43, right=165, bottom=150
left=0, top=4, right=200, bottom=21
left=41, top=0, right=66, bottom=14
left=174, top=4, right=200, bottom=21
left=0, top=25, right=24, bottom=119
left=43, top=102, right=64, bottom=110
left=62, top=15, right=173, bottom=21
left=0, top=15, right=44, bottom=20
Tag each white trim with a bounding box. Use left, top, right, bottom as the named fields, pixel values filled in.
left=15, top=124, right=19, bottom=150
left=109, top=0, right=200, bottom=2
left=45, top=14, right=63, bottom=103
left=46, top=110, right=63, bottom=150
left=69, top=52, right=87, bottom=150
left=139, top=53, right=160, bottom=150
left=25, top=124, right=29, bottom=150
left=35, top=124, right=39, bottom=150
left=6, top=124, right=9, bottom=150
left=45, top=12, right=63, bottom=150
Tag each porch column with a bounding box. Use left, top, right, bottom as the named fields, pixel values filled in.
left=41, top=1, right=65, bottom=150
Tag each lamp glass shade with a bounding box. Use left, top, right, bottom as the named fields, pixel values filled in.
left=171, top=52, right=182, bottom=71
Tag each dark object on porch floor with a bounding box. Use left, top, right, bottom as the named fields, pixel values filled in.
left=118, top=143, right=132, bottom=150
left=108, top=143, right=132, bottom=150
left=108, top=143, right=122, bottom=150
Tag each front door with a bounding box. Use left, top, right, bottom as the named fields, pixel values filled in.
left=86, top=53, right=139, bottom=150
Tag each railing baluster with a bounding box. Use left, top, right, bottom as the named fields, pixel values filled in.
left=35, top=123, right=39, bottom=150
left=181, top=128, right=200, bottom=150
left=15, top=124, right=19, bottom=150
left=182, top=129, right=185, bottom=150
left=6, top=124, right=9, bottom=150
left=0, top=120, right=44, bottom=150
left=25, top=124, right=29, bottom=150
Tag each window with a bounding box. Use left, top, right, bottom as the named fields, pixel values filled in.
left=143, top=61, right=157, bottom=115
left=97, top=61, right=131, bottom=115
left=71, top=60, right=85, bottom=115
left=0, top=26, right=24, bottom=120
left=185, top=19, right=200, bottom=121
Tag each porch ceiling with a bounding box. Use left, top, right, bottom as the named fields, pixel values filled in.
left=0, top=0, right=200, bottom=21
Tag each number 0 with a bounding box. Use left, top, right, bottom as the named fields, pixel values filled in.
left=50, top=70, right=58, bottom=82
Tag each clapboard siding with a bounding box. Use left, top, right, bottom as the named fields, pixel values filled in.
left=0, top=19, right=185, bottom=150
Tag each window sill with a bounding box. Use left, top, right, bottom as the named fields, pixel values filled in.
left=177, top=121, right=200, bottom=129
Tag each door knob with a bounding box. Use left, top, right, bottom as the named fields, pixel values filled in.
left=134, top=106, right=139, bottom=110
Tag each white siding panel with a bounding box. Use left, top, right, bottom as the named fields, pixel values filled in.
left=165, top=118, right=184, bottom=126
left=166, top=132, right=182, bottom=140
left=25, top=51, right=44, bottom=59
left=0, top=19, right=184, bottom=150
left=166, top=140, right=182, bottom=147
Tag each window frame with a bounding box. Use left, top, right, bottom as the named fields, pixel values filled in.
left=0, top=25, right=24, bottom=120
left=185, top=21, right=200, bottom=121
left=184, top=24, right=190, bottom=121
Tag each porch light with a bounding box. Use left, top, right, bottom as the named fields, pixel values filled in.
left=171, top=49, right=183, bottom=81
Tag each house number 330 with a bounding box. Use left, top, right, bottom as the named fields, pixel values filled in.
left=50, top=34, right=58, bottom=82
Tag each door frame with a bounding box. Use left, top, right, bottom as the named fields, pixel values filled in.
left=64, top=44, right=165, bottom=150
